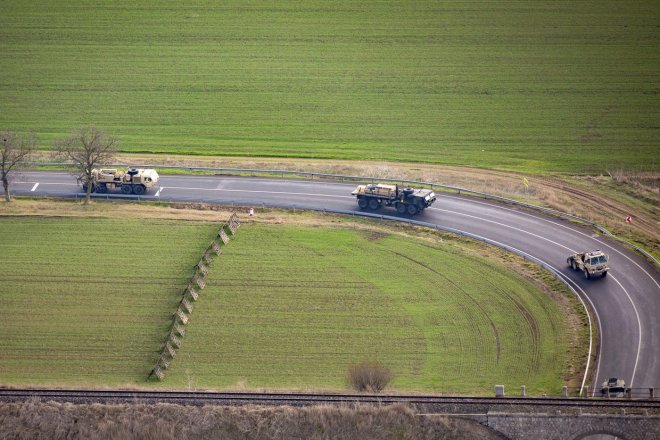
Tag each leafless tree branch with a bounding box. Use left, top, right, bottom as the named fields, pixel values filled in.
left=1, top=131, right=37, bottom=202
left=54, top=127, right=117, bottom=204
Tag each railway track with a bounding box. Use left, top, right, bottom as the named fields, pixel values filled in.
left=1, top=389, right=658, bottom=415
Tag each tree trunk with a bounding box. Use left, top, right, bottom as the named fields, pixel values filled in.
left=2, top=177, right=10, bottom=202
left=85, top=179, right=93, bottom=204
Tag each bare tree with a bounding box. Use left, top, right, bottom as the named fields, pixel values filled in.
left=1, top=131, right=37, bottom=202
left=55, top=127, right=117, bottom=204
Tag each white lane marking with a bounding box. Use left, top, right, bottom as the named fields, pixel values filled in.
left=164, top=185, right=354, bottom=199
left=443, top=195, right=660, bottom=289
left=430, top=207, right=576, bottom=252
left=609, top=273, right=642, bottom=388
left=30, top=183, right=39, bottom=192
left=557, top=270, right=599, bottom=396
left=15, top=181, right=77, bottom=187
left=155, top=187, right=163, bottom=197
left=430, top=204, right=642, bottom=389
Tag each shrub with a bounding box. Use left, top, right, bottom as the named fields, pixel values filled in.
left=347, top=361, right=392, bottom=393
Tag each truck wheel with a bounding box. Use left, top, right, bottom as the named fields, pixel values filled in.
left=121, top=185, right=133, bottom=194
left=406, top=204, right=418, bottom=215
left=133, top=185, right=146, bottom=195
left=602, top=271, right=608, bottom=278
left=396, top=203, right=407, bottom=214
left=95, top=184, right=107, bottom=193
left=368, top=199, right=380, bottom=210
left=584, top=269, right=590, bottom=279
left=357, top=198, right=368, bottom=209
left=572, top=260, right=577, bottom=271
left=403, top=187, right=414, bottom=195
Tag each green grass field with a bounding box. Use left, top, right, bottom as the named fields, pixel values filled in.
left=1, top=1, right=658, bottom=173
left=0, top=216, right=217, bottom=386
left=0, top=214, right=578, bottom=394
left=168, top=224, right=574, bottom=394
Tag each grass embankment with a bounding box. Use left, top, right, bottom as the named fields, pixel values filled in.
left=0, top=200, right=585, bottom=394
left=0, top=401, right=502, bottom=440
left=0, top=215, right=217, bottom=387
left=2, top=1, right=658, bottom=173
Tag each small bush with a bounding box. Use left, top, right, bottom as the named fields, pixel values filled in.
left=347, top=361, right=392, bottom=393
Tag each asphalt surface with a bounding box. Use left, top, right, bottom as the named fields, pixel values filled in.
left=10, top=171, right=660, bottom=393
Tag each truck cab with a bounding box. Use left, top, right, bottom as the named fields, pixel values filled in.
left=352, top=183, right=436, bottom=215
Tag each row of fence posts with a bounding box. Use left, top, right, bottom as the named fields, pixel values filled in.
left=148, top=212, right=241, bottom=381
left=497, top=385, right=657, bottom=399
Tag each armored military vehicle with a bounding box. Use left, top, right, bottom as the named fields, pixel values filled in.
left=600, top=377, right=626, bottom=397
left=351, top=183, right=436, bottom=215
left=81, top=167, right=159, bottom=195
left=567, top=250, right=609, bottom=279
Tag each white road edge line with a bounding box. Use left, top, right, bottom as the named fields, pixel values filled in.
left=431, top=207, right=576, bottom=252
left=432, top=205, right=643, bottom=393
left=30, top=183, right=39, bottom=192
left=440, top=226, right=596, bottom=396
left=444, top=194, right=660, bottom=289
left=155, top=187, right=163, bottom=197
left=609, top=274, right=642, bottom=389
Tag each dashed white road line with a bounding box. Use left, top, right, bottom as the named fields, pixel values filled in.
left=30, top=183, right=39, bottom=192
left=155, top=187, right=163, bottom=197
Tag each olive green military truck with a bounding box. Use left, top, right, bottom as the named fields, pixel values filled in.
left=567, top=250, right=609, bottom=279
left=80, top=167, right=159, bottom=195
left=352, top=183, right=436, bottom=215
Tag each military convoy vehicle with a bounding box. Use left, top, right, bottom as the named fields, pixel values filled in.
left=567, top=250, right=609, bottom=279
left=352, top=183, right=436, bottom=215
left=80, top=167, right=159, bottom=195
left=600, top=377, right=626, bottom=397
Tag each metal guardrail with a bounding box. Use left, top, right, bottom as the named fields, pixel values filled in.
left=19, top=161, right=659, bottom=267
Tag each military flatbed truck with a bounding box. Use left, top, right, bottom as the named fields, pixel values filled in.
left=567, top=250, right=609, bottom=279
left=351, top=183, right=436, bottom=215
left=80, top=167, right=159, bottom=195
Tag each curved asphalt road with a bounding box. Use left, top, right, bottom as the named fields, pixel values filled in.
left=11, top=171, right=660, bottom=392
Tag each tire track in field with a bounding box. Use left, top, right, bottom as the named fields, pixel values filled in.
left=464, top=264, right=543, bottom=374
left=388, top=250, right=501, bottom=364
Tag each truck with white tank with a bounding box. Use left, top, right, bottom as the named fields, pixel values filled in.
left=352, top=183, right=436, bottom=215
left=80, top=167, right=159, bottom=195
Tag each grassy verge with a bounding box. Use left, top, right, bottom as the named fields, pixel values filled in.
left=0, top=200, right=587, bottom=394
left=2, top=1, right=658, bottom=173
